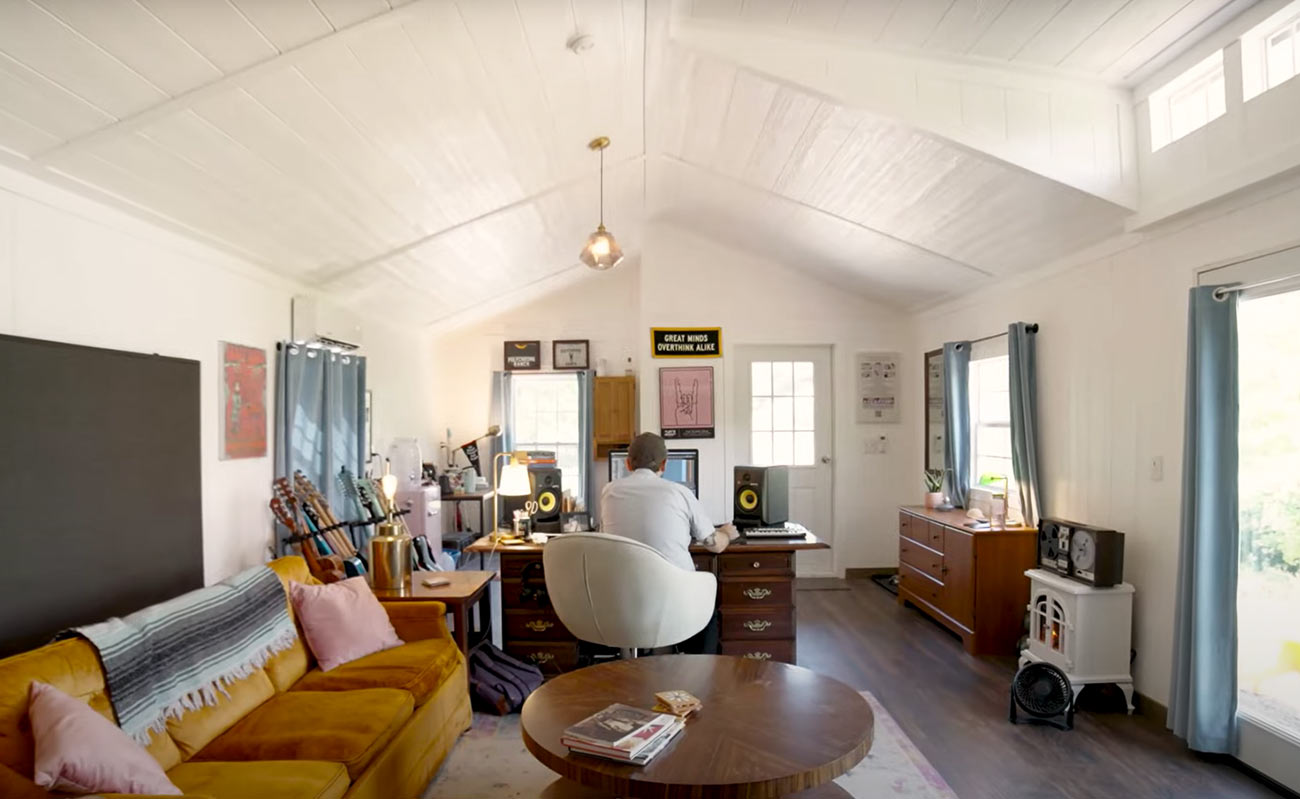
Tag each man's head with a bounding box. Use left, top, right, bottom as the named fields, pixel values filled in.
left=627, top=432, right=668, bottom=473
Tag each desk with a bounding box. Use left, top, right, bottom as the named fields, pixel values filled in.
left=464, top=534, right=828, bottom=674
left=372, top=570, right=494, bottom=654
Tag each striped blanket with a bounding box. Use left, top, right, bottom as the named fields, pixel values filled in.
left=72, top=565, right=297, bottom=744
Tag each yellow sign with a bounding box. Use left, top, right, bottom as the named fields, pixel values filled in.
left=651, top=327, right=722, bottom=358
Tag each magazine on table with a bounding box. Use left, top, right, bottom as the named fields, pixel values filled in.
left=561, top=703, right=682, bottom=759
left=567, top=717, right=685, bottom=764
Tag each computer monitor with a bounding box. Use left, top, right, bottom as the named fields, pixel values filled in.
left=608, top=448, right=699, bottom=497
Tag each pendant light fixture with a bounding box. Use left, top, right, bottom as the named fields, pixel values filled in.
left=579, top=136, right=623, bottom=271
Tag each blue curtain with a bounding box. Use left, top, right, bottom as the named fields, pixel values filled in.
left=1008, top=323, right=1043, bottom=526
left=942, top=341, right=972, bottom=507
left=1168, top=286, right=1239, bottom=753
left=576, top=370, right=596, bottom=521
left=274, top=344, right=367, bottom=554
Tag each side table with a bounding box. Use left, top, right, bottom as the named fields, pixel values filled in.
left=373, top=570, right=495, bottom=654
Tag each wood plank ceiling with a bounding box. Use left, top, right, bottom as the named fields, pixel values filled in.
left=0, top=0, right=1247, bottom=325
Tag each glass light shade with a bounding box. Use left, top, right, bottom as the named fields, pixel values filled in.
left=579, top=225, right=624, bottom=271
left=498, top=462, right=532, bottom=497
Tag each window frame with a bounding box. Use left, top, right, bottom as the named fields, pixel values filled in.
left=1242, top=2, right=1300, bottom=102
left=505, top=372, right=588, bottom=507
left=1148, top=50, right=1227, bottom=151
left=967, top=340, right=1021, bottom=522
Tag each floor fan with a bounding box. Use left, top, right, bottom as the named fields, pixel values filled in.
left=1009, top=662, right=1075, bottom=730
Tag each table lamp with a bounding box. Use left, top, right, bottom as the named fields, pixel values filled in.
left=493, top=450, right=532, bottom=541
left=371, top=459, right=412, bottom=591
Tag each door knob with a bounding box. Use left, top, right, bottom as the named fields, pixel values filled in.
left=820, top=455, right=832, bottom=464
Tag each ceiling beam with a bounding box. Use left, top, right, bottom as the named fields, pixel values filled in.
left=32, top=0, right=436, bottom=164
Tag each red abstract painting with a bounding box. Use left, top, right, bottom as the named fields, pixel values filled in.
left=220, top=342, right=267, bottom=459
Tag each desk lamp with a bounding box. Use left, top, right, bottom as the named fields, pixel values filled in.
left=493, top=451, right=533, bottom=541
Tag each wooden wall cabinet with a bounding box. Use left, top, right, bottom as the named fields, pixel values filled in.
left=593, top=376, right=636, bottom=459
left=897, top=506, right=1036, bottom=655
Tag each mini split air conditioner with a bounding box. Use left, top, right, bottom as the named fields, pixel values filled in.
left=291, top=296, right=364, bottom=351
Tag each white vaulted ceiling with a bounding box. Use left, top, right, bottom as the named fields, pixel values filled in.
left=0, top=0, right=1251, bottom=326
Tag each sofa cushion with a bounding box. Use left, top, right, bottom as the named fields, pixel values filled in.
left=192, top=689, right=413, bottom=778
left=166, top=669, right=275, bottom=760
left=266, top=557, right=318, bottom=689
left=0, top=638, right=112, bottom=776
left=290, top=637, right=462, bottom=706
left=168, top=760, right=349, bottom=799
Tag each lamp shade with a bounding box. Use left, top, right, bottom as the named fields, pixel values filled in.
left=579, top=224, right=623, bottom=271
left=498, top=463, right=532, bottom=497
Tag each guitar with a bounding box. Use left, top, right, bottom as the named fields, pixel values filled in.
left=336, top=466, right=376, bottom=537
left=293, top=471, right=367, bottom=578
left=270, top=478, right=345, bottom=583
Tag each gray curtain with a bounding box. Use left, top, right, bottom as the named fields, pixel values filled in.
left=1008, top=323, right=1043, bottom=526
left=576, top=370, right=596, bottom=521
left=274, top=344, right=366, bottom=554
left=942, top=341, right=972, bottom=507
left=1168, top=286, right=1239, bottom=753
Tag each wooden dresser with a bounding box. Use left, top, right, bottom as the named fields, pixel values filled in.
left=464, top=534, right=828, bottom=675
left=897, top=506, right=1037, bottom=656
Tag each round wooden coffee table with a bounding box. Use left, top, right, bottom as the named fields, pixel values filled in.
left=520, top=655, right=873, bottom=798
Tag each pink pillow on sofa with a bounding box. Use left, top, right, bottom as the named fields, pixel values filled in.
left=28, top=681, right=181, bottom=795
left=290, top=577, right=404, bottom=671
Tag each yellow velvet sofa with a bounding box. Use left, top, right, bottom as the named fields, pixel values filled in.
left=0, top=556, right=472, bottom=799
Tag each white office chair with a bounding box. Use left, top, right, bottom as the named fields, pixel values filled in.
left=543, top=533, right=717, bottom=660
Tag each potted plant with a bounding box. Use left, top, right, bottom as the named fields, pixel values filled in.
left=923, top=469, right=945, bottom=509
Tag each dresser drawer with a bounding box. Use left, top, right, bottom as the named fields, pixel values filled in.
left=899, top=563, right=943, bottom=606
left=899, top=538, right=944, bottom=582
left=926, top=521, right=946, bottom=552
left=719, top=578, right=792, bottom=607
left=899, top=511, right=917, bottom=539
left=499, top=553, right=544, bottom=580
left=720, top=608, right=794, bottom=640
left=721, top=639, right=795, bottom=664
left=719, top=552, right=792, bottom=576
left=504, top=610, right=572, bottom=641
left=505, top=641, right=578, bottom=675
left=501, top=579, right=551, bottom=609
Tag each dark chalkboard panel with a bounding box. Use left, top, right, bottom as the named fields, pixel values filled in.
left=0, top=334, right=203, bottom=657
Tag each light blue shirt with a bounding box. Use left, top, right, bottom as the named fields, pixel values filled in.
left=600, top=468, right=715, bottom=570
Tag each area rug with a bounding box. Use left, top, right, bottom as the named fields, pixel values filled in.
left=423, top=691, right=957, bottom=798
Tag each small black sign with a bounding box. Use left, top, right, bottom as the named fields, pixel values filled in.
left=504, top=340, right=540, bottom=370
left=651, top=327, right=722, bottom=358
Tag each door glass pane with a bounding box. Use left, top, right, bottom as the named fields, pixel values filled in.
left=752, top=362, right=772, bottom=396
left=752, top=396, right=772, bottom=431
left=794, top=396, right=814, bottom=431
left=772, top=362, right=794, bottom=396
left=772, top=396, right=794, bottom=431
left=794, top=431, right=815, bottom=466
left=794, top=362, right=814, bottom=396
left=771, top=431, right=793, bottom=465
left=752, top=432, right=772, bottom=467
left=1238, top=287, right=1300, bottom=739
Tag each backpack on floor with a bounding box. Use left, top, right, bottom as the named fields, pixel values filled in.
left=468, top=643, right=544, bottom=715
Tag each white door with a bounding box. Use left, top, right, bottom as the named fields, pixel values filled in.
left=734, top=345, right=834, bottom=577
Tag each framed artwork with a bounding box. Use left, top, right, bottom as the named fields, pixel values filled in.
left=220, top=342, right=267, bottom=459
left=553, top=339, right=590, bottom=370
left=659, top=366, right=715, bottom=439
left=504, top=340, right=541, bottom=370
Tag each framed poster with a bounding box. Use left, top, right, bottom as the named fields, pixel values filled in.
left=553, top=339, right=590, bottom=369
left=504, top=340, right=541, bottom=370
left=855, top=352, right=900, bottom=423
left=659, top=366, right=715, bottom=439
left=220, top=341, right=267, bottom=459
left=651, top=327, right=721, bottom=358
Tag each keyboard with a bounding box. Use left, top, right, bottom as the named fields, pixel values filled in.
left=741, top=522, right=809, bottom=539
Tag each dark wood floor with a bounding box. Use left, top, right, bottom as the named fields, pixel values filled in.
left=796, top=579, right=1290, bottom=799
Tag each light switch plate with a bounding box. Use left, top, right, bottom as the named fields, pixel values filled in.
left=1149, top=455, right=1164, bottom=481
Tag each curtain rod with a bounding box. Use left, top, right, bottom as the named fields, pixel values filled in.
left=965, top=323, right=1039, bottom=345
left=1212, top=272, right=1300, bottom=300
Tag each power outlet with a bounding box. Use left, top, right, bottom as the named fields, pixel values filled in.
left=1149, top=455, right=1164, bottom=482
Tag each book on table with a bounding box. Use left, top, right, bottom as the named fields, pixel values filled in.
left=562, top=703, right=686, bottom=764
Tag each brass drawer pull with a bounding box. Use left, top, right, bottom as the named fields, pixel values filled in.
left=743, top=619, right=773, bottom=632
left=525, top=620, right=554, bottom=632
left=743, top=587, right=772, bottom=600
left=743, top=651, right=773, bottom=660
left=529, top=652, right=555, bottom=664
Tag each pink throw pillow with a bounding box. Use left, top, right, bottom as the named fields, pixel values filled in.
left=28, top=681, right=181, bottom=795
left=290, top=577, right=404, bottom=671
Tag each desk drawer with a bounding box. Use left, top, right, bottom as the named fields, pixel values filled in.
left=504, top=610, right=572, bottom=641
left=721, top=639, right=795, bottom=664
left=899, top=538, right=944, bottom=582
left=899, top=563, right=943, bottom=606
left=720, top=608, right=793, bottom=640
left=500, top=553, right=543, bottom=580
left=719, top=578, right=792, bottom=608
left=505, top=641, right=578, bottom=675
left=719, top=552, right=792, bottom=576
left=693, top=554, right=716, bottom=573
left=501, top=579, right=551, bottom=609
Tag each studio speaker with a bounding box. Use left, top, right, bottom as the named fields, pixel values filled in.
left=733, top=465, right=789, bottom=529
left=530, top=468, right=562, bottom=531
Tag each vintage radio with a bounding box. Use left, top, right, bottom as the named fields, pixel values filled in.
left=1037, top=518, right=1125, bottom=588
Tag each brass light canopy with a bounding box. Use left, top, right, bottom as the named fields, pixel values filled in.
left=579, top=136, right=623, bottom=271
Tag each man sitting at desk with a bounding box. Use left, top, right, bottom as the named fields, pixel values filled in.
left=601, top=433, right=737, bottom=653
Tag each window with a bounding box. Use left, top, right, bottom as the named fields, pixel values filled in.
left=508, top=373, right=585, bottom=505
left=750, top=360, right=815, bottom=466
left=1243, top=2, right=1300, bottom=101
left=968, top=344, right=1021, bottom=522
left=1149, top=50, right=1226, bottom=151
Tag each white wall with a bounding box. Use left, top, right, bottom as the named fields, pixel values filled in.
left=911, top=175, right=1300, bottom=706
left=0, top=165, right=429, bottom=584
